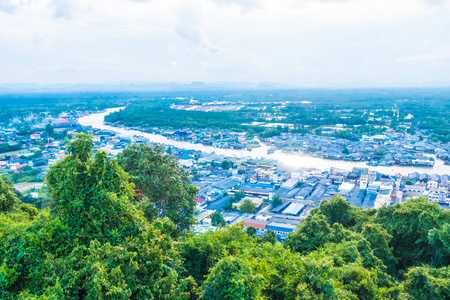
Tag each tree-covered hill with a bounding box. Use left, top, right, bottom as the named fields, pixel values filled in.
left=1, top=135, right=450, bottom=299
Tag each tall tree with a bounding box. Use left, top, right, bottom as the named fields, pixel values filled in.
left=211, top=211, right=226, bottom=227
left=118, top=144, right=197, bottom=233
left=0, top=177, right=19, bottom=212
left=261, top=230, right=277, bottom=244
left=199, top=255, right=265, bottom=300
left=403, top=265, right=450, bottom=300
left=312, top=195, right=355, bottom=227
left=285, top=214, right=333, bottom=254
left=46, top=133, right=142, bottom=245
left=45, top=123, right=54, bottom=138
left=376, top=197, right=450, bottom=271
left=220, top=159, right=233, bottom=170
left=429, top=223, right=450, bottom=266
left=239, top=199, right=257, bottom=213
left=271, top=194, right=283, bottom=208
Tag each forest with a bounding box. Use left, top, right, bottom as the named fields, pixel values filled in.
left=1, top=134, right=450, bottom=299
left=102, top=88, right=450, bottom=142
left=3, top=88, right=450, bottom=141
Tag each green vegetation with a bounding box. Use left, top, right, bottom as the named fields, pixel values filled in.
left=0, top=142, right=23, bottom=154
left=307, top=146, right=321, bottom=152
left=0, top=92, right=126, bottom=126
left=4, top=168, right=41, bottom=184
left=1, top=135, right=450, bottom=299
left=0, top=176, right=19, bottom=212
left=99, top=88, right=450, bottom=143
left=2, top=88, right=450, bottom=142
left=106, top=103, right=255, bottom=131
left=271, top=194, right=283, bottom=208
left=46, top=133, right=142, bottom=245
left=223, top=190, right=245, bottom=211
left=210, top=211, right=226, bottom=227
left=220, top=159, right=234, bottom=170
left=117, top=143, right=197, bottom=235
left=239, top=198, right=258, bottom=213
left=246, top=226, right=256, bottom=236
left=376, top=147, right=387, bottom=157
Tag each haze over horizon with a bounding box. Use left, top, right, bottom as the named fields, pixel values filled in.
left=1, top=0, right=449, bottom=88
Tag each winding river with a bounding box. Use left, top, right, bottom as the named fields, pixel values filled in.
left=78, top=107, right=450, bottom=176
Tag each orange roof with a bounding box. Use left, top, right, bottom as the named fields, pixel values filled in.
left=243, top=220, right=266, bottom=229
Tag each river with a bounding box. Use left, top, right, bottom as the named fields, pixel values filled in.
left=78, top=107, right=450, bottom=176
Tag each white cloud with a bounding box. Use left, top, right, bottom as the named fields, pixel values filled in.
left=0, top=0, right=449, bottom=86
left=174, top=4, right=203, bottom=44
left=0, top=0, right=16, bottom=13
left=51, top=0, right=76, bottom=19
left=398, top=48, right=450, bottom=63
left=209, top=0, right=262, bottom=12
left=173, top=2, right=223, bottom=51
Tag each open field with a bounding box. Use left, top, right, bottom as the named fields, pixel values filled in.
left=14, top=182, right=38, bottom=192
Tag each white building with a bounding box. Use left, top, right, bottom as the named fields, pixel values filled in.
left=427, top=180, right=439, bottom=190
left=271, top=172, right=282, bottom=184
left=374, top=185, right=393, bottom=209
left=338, top=182, right=355, bottom=195
left=360, top=174, right=368, bottom=190
left=281, top=178, right=300, bottom=190
left=290, top=172, right=301, bottom=179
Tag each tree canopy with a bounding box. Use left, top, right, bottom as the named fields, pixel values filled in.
left=239, top=199, right=258, bottom=213
left=210, top=211, right=226, bottom=227
left=46, top=133, right=142, bottom=245
left=271, top=194, right=283, bottom=208
left=0, top=177, right=20, bottom=213
left=1, top=136, right=450, bottom=299
left=117, top=143, right=197, bottom=234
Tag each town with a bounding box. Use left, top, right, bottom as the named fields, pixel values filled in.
left=131, top=125, right=438, bottom=167
left=106, top=101, right=450, bottom=168
left=1, top=107, right=450, bottom=241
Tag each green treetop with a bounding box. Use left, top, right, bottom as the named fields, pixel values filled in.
left=118, top=143, right=198, bottom=235
left=0, top=177, right=20, bottom=213
left=271, top=194, right=283, bottom=208
left=211, top=211, right=226, bottom=227
left=239, top=199, right=258, bottom=213
left=46, top=133, right=142, bottom=245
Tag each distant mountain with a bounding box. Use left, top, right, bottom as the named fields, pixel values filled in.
left=0, top=81, right=295, bottom=93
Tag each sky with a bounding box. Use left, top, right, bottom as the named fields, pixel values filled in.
left=0, top=0, right=449, bottom=87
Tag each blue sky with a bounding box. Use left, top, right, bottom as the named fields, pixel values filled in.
left=0, top=0, right=449, bottom=87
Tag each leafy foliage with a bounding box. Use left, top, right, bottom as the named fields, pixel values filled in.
left=376, top=197, right=450, bottom=272
left=199, top=255, right=265, bottom=300
left=118, top=144, right=197, bottom=234
left=0, top=177, right=20, bottom=213
left=220, top=159, right=234, bottom=170
left=261, top=230, right=277, bottom=244
left=403, top=265, right=450, bottom=300
left=311, top=195, right=356, bottom=227
left=239, top=198, right=258, bottom=213
left=46, top=133, right=142, bottom=245
left=271, top=194, right=283, bottom=208
left=1, top=135, right=194, bottom=299
left=210, top=212, right=226, bottom=227
left=1, top=136, right=450, bottom=299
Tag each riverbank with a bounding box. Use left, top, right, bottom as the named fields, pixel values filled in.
left=78, top=107, right=450, bottom=176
